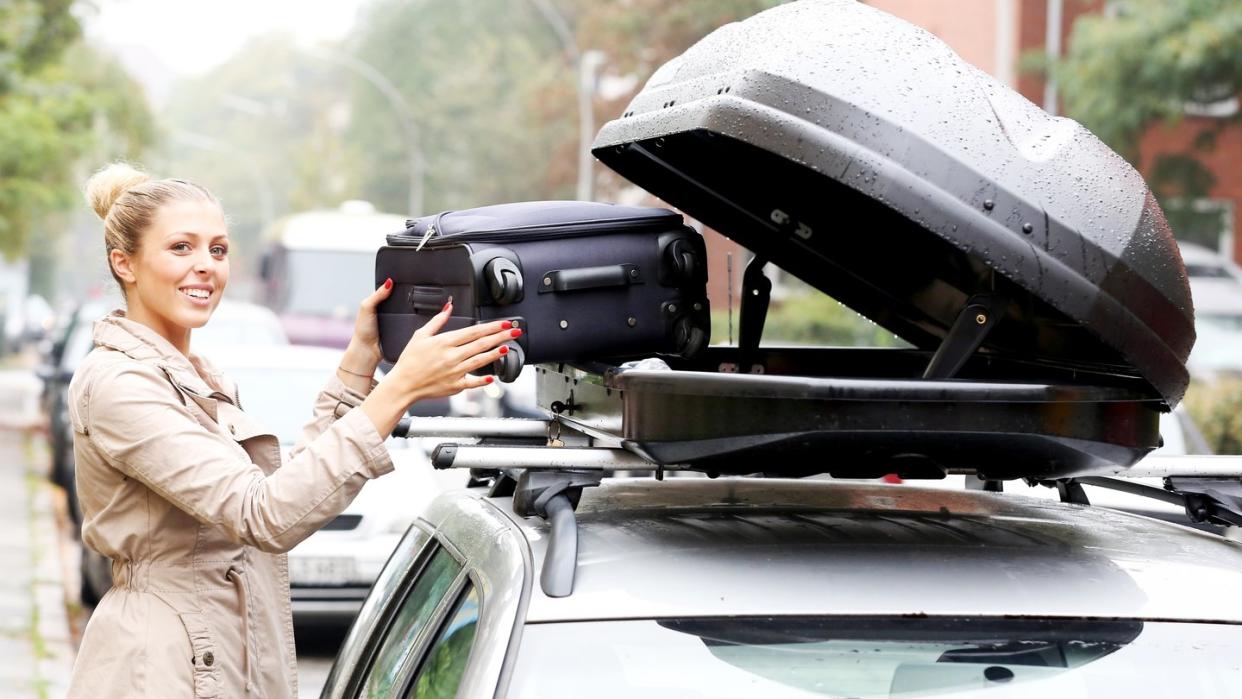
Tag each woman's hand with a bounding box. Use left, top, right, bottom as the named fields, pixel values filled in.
left=359, top=298, right=519, bottom=437
left=340, top=278, right=394, bottom=379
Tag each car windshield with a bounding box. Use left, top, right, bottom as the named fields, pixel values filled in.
left=283, top=249, right=376, bottom=316
left=507, top=616, right=1242, bottom=698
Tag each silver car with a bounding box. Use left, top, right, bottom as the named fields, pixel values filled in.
left=321, top=477, right=1242, bottom=698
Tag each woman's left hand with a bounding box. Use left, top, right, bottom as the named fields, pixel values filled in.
left=341, top=278, right=394, bottom=376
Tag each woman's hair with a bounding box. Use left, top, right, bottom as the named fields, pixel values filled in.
left=84, top=163, right=220, bottom=293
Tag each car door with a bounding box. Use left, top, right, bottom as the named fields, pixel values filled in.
left=322, top=492, right=530, bottom=698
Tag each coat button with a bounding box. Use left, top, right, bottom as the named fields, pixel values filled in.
left=203, top=651, right=214, bottom=667
left=228, top=424, right=236, bottom=435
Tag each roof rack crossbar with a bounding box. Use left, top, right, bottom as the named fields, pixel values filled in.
left=393, top=416, right=551, bottom=439
left=1066, top=476, right=1242, bottom=528
left=430, top=444, right=659, bottom=472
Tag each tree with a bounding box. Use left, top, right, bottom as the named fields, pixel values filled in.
left=0, top=1, right=154, bottom=258
left=1050, top=0, right=1242, bottom=239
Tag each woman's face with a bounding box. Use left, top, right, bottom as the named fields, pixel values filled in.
left=114, top=198, right=230, bottom=349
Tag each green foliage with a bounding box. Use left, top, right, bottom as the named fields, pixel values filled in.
left=1053, top=0, right=1242, bottom=158
left=1184, top=379, right=1242, bottom=454
left=712, top=284, right=908, bottom=348
left=159, top=36, right=358, bottom=260
left=0, top=2, right=153, bottom=258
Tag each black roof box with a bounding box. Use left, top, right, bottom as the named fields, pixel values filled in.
left=592, top=0, right=1194, bottom=407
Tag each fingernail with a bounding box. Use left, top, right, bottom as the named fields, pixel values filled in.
left=501, top=320, right=513, bottom=330
left=499, top=345, right=509, bottom=355
left=442, top=299, right=453, bottom=313
left=384, top=278, right=392, bottom=290
left=485, top=375, right=495, bottom=384
left=510, top=328, right=523, bottom=338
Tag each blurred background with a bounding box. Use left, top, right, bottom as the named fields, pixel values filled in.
left=0, top=0, right=1239, bottom=694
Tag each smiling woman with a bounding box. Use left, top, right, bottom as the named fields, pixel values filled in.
left=68, top=163, right=518, bottom=698
left=87, top=164, right=229, bottom=354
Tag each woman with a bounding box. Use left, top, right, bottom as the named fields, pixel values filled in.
left=66, top=163, right=515, bottom=698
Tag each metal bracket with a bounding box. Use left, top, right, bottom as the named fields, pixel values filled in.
left=512, top=471, right=604, bottom=598
left=923, top=293, right=1006, bottom=379
left=738, top=255, right=772, bottom=371
left=1055, top=478, right=1090, bottom=505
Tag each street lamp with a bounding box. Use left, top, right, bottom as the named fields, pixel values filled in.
left=303, top=46, right=426, bottom=216
left=527, top=0, right=603, bottom=202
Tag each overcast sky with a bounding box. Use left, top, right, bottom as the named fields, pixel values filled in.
left=78, top=0, right=371, bottom=103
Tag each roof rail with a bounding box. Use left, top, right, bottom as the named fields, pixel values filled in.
left=396, top=416, right=1242, bottom=600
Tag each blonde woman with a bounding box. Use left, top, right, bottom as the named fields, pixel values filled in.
left=66, top=163, right=516, bottom=697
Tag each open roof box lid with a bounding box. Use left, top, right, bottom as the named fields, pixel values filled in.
left=537, top=0, right=1195, bottom=480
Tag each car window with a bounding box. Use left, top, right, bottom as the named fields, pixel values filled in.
left=508, top=616, right=1242, bottom=698
left=360, top=546, right=463, bottom=697
left=404, top=584, right=480, bottom=698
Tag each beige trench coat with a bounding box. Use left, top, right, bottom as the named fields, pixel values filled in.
left=65, top=312, right=394, bottom=698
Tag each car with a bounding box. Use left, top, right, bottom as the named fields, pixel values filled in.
left=42, top=297, right=288, bottom=526
left=78, top=343, right=469, bottom=617
left=320, top=476, right=1242, bottom=698
left=323, top=1, right=1238, bottom=695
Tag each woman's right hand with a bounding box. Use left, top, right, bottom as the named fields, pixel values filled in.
left=360, top=300, right=519, bottom=436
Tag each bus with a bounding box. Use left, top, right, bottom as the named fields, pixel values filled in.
left=258, top=201, right=406, bottom=348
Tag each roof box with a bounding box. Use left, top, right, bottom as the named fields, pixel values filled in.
left=592, top=0, right=1194, bottom=407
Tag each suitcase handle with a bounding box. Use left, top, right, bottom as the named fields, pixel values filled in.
left=538, top=264, right=640, bottom=294
left=408, top=286, right=449, bottom=313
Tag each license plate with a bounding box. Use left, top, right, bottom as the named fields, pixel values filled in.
left=289, top=556, right=357, bottom=585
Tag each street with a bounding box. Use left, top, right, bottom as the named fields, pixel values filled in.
left=0, top=364, right=341, bottom=698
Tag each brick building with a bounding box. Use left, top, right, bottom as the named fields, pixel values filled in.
left=869, top=0, right=1241, bottom=261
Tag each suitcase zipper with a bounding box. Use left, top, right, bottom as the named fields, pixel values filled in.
left=395, top=214, right=682, bottom=248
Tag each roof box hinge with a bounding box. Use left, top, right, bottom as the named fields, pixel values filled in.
left=923, top=293, right=1006, bottom=380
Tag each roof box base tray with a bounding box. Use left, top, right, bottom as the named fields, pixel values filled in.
left=535, top=347, right=1162, bottom=481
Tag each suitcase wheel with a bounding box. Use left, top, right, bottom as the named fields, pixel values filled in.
left=674, top=316, right=708, bottom=358
left=494, top=341, right=525, bottom=382
left=485, top=258, right=523, bottom=306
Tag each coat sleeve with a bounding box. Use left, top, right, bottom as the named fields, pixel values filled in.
left=82, top=361, right=394, bottom=553
left=286, top=373, right=379, bottom=463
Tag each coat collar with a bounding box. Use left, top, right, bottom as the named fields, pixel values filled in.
left=92, top=310, right=237, bottom=404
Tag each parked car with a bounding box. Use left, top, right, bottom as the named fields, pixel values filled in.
left=1177, top=243, right=1242, bottom=378
left=321, top=477, right=1242, bottom=698
left=78, top=343, right=468, bottom=618
left=41, top=298, right=288, bottom=526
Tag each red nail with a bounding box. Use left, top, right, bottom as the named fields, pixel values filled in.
left=510, top=328, right=523, bottom=338
left=384, top=278, right=392, bottom=290
left=501, top=320, right=513, bottom=330
left=485, top=375, right=495, bottom=384
left=442, top=300, right=452, bottom=312
left=499, top=345, right=509, bottom=355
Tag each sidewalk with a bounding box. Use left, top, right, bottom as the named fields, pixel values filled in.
left=0, top=368, right=75, bottom=698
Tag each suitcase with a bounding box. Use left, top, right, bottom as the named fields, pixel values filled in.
left=375, top=201, right=710, bottom=380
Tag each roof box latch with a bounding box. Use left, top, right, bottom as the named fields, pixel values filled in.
left=923, top=293, right=1006, bottom=380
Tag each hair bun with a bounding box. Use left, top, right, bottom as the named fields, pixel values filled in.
left=85, top=163, right=150, bottom=220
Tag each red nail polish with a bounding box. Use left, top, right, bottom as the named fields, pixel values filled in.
left=485, top=375, right=495, bottom=384
left=442, top=301, right=451, bottom=312
left=510, top=328, right=523, bottom=338
left=499, top=345, right=509, bottom=355
left=384, top=278, right=392, bottom=290
left=501, top=320, right=513, bottom=330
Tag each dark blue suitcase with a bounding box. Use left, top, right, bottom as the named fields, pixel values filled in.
left=375, top=201, right=710, bottom=380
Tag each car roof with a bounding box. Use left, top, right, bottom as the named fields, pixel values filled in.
left=426, top=478, right=1242, bottom=625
